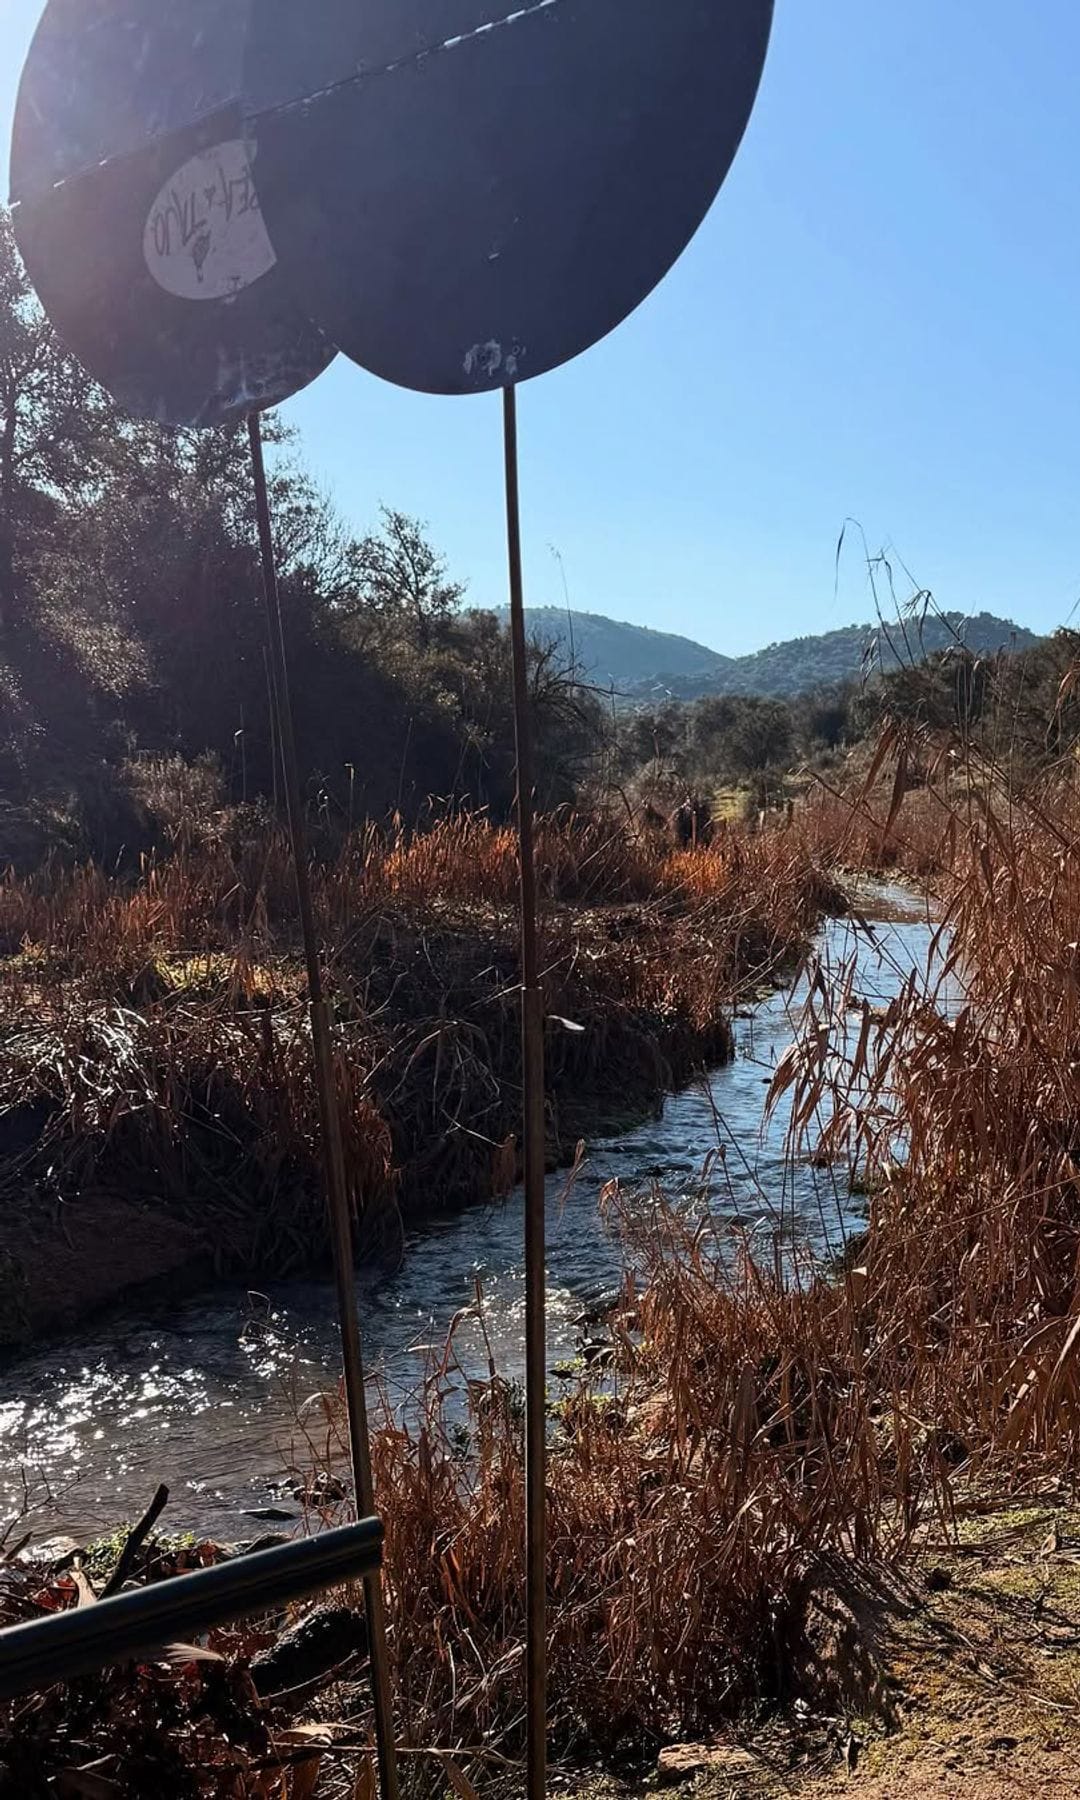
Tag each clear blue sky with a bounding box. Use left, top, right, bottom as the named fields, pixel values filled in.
left=4, top=0, right=1080, bottom=656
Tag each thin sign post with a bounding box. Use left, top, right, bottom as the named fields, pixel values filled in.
left=241, top=3, right=774, bottom=1784
left=10, top=7, right=399, bottom=1789
left=502, top=384, right=549, bottom=1796
left=248, top=413, right=399, bottom=1800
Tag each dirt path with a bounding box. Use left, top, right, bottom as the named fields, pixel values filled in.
left=565, top=1503, right=1080, bottom=1799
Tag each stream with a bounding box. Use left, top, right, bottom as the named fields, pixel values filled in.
left=0, top=884, right=945, bottom=1547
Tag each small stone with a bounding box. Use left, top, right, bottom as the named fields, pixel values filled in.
left=657, top=1743, right=755, bottom=1784
left=233, top=1533, right=291, bottom=1557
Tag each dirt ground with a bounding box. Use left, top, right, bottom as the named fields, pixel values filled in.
left=563, top=1502, right=1080, bottom=1799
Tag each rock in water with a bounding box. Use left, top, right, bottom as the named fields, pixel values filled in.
left=250, top=1605, right=369, bottom=1695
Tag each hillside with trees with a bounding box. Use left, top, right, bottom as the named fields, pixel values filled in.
left=615, top=625, right=1080, bottom=819
left=496, top=606, right=735, bottom=690
left=513, top=603, right=1038, bottom=699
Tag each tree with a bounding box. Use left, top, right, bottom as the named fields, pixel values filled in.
left=339, top=507, right=466, bottom=652
left=0, top=205, right=604, bottom=861
left=691, top=694, right=793, bottom=781
left=0, top=210, right=121, bottom=642
left=620, top=704, right=687, bottom=776
left=793, top=683, right=855, bottom=754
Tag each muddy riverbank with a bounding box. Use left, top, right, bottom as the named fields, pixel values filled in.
left=0, top=908, right=736, bottom=1348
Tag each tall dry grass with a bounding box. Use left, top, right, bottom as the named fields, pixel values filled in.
left=13, top=748, right=1080, bottom=1786
left=305, top=736, right=1080, bottom=1781
left=367, top=1223, right=913, bottom=1776
left=787, top=746, right=1080, bottom=1482
left=0, top=809, right=835, bottom=964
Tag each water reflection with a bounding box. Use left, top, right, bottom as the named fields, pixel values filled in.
left=0, top=887, right=947, bottom=1544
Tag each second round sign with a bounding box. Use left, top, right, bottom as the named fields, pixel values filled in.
left=243, top=0, right=774, bottom=396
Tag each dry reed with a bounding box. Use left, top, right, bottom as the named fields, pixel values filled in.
left=306, top=732, right=1080, bottom=1780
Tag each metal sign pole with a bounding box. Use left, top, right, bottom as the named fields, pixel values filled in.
left=502, top=384, right=548, bottom=1798
left=247, top=412, right=400, bottom=1800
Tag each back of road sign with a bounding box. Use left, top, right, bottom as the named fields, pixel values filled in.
left=10, top=0, right=334, bottom=427
left=243, top=0, right=774, bottom=396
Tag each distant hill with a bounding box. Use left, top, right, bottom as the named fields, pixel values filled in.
left=500, top=606, right=1039, bottom=700
left=497, top=607, right=734, bottom=690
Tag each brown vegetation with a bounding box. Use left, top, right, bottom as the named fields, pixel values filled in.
left=14, top=699, right=1080, bottom=1793
left=0, top=811, right=834, bottom=1342
left=342, top=734, right=1080, bottom=1786
left=358, top=725, right=1080, bottom=1781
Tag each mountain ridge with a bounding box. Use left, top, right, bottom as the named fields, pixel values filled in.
left=493, top=605, right=1040, bottom=700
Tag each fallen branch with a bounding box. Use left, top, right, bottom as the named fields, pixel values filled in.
left=99, top=1485, right=169, bottom=1600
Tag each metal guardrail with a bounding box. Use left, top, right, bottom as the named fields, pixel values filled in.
left=0, top=1519, right=384, bottom=1702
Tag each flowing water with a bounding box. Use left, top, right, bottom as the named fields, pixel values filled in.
left=0, top=885, right=947, bottom=1547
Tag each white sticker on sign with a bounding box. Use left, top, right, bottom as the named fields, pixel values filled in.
left=144, top=140, right=276, bottom=302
